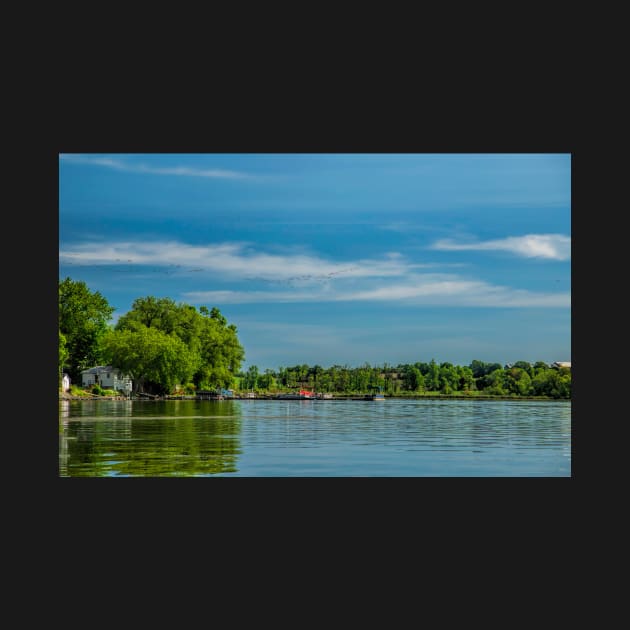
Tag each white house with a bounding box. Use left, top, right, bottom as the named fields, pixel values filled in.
left=81, top=366, right=133, bottom=392
left=552, top=361, right=571, bottom=369
left=61, top=373, right=71, bottom=392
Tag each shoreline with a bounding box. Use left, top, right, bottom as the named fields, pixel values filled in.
left=60, top=393, right=566, bottom=402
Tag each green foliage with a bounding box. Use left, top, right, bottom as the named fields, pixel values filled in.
left=257, top=369, right=276, bottom=391
left=457, top=366, right=475, bottom=391
left=92, top=384, right=105, bottom=396
left=57, top=281, right=569, bottom=400
left=59, top=332, right=69, bottom=378
left=505, top=367, right=533, bottom=396
left=102, top=325, right=200, bottom=396
left=513, top=361, right=533, bottom=377
left=69, top=384, right=91, bottom=397
left=403, top=365, right=424, bottom=392
left=483, top=368, right=508, bottom=395
left=241, top=365, right=259, bottom=390
left=439, top=362, right=459, bottom=393
left=531, top=367, right=571, bottom=399
left=193, top=312, right=245, bottom=388
left=107, top=298, right=244, bottom=394
left=240, top=361, right=569, bottom=399
left=59, top=278, right=115, bottom=382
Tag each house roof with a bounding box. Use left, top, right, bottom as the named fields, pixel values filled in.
left=80, top=365, right=115, bottom=374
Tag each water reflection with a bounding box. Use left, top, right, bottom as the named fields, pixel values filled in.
left=59, top=400, right=241, bottom=477
left=59, top=399, right=571, bottom=476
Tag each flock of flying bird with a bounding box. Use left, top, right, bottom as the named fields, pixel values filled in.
left=61, top=259, right=359, bottom=283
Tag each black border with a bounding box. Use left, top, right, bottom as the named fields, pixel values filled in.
left=40, top=91, right=579, bottom=549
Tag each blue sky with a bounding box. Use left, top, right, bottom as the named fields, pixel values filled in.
left=59, top=153, right=571, bottom=370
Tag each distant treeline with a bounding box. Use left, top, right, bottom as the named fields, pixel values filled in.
left=59, top=278, right=570, bottom=399
left=238, top=360, right=571, bottom=399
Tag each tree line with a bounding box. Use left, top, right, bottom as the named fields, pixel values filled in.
left=59, top=277, right=570, bottom=399
left=238, top=359, right=571, bottom=399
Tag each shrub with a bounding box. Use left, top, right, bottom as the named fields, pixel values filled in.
left=69, top=384, right=90, bottom=397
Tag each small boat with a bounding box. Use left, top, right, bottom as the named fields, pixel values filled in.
left=196, top=388, right=233, bottom=400
left=350, top=389, right=386, bottom=401
left=367, top=387, right=385, bottom=401
left=277, top=389, right=316, bottom=400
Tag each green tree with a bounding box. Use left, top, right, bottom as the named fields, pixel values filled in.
left=115, top=298, right=244, bottom=391
left=474, top=362, right=503, bottom=391
left=439, top=362, right=460, bottom=393
left=504, top=367, right=532, bottom=396
left=59, top=331, right=69, bottom=385
left=102, top=326, right=200, bottom=395
left=533, top=361, right=550, bottom=376
left=484, top=368, right=507, bottom=395
left=457, top=366, right=475, bottom=391
left=469, top=359, right=488, bottom=379
left=531, top=368, right=570, bottom=399
left=242, top=365, right=259, bottom=390
left=513, top=361, right=533, bottom=378
left=59, top=278, right=115, bottom=382
left=403, top=365, right=424, bottom=392
left=115, top=297, right=203, bottom=350
left=193, top=313, right=244, bottom=388
left=258, top=369, right=277, bottom=391
left=425, top=359, right=441, bottom=391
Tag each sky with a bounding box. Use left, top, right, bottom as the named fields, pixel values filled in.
left=59, top=153, right=571, bottom=371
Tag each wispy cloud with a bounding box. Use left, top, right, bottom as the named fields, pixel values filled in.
left=59, top=154, right=253, bottom=179
left=336, top=277, right=570, bottom=307
left=58, top=241, right=413, bottom=281
left=183, top=277, right=570, bottom=308
left=430, top=234, right=571, bottom=260
left=59, top=239, right=570, bottom=308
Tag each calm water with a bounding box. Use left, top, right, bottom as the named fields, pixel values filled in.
left=59, top=398, right=571, bottom=477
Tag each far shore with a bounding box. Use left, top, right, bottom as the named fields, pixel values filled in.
left=60, top=392, right=565, bottom=402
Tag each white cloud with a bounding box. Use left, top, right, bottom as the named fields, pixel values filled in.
left=59, top=154, right=252, bottom=179
left=183, top=275, right=570, bottom=308
left=58, top=241, right=411, bottom=281
left=337, top=278, right=570, bottom=307
left=60, top=240, right=570, bottom=308
left=431, top=234, right=571, bottom=260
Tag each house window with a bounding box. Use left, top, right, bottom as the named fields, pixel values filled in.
left=107, top=373, right=110, bottom=379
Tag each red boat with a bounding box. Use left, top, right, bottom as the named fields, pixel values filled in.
left=277, top=389, right=316, bottom=400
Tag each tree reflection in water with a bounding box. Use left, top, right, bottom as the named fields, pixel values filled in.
left=59, top=400, right=241, bottom=477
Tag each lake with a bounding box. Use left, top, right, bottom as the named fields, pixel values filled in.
left=58, top=398, right=571, bottom=477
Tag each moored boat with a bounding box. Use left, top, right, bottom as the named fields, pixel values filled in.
left=276, top=389, right=316, bottom=400
left=354, top=387, right=385, bottom=401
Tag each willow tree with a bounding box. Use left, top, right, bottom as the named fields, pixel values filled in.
left=101, top=326, right=200, bottom=395
left=112, top=297, right=244, bottom=392
left=192, top=307, right=245, bottom=389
